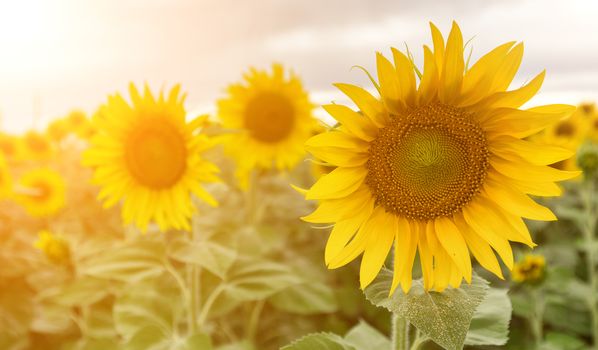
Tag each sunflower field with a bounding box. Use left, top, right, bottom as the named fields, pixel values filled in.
left=2, top=14, right=598, bottom=350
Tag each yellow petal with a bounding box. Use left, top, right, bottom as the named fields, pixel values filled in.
left=391, top=216, right=418, bottom=294
left=306, top=166, right=367, bottom=200
left=417, top=222, right=435, bottom=290
left=489, top=135, right=574, bottom=165
left=455, top=215, right=504, bottom=279
left=477, top=71, right=545, bottom=109
left=482, top=177, right=557, bottom=221
left=391, top=47, right=416, bottom=106
left=483, top=106, right=575, bottom=138
left=435, top=217, right=472, bottom=283
left=429, top=22, right=445, bottom=74
left=461, top=209, right=514, bottom=270
left=433, top=247, right=452, bottom=292
left=306, top=146, right=368, bottom=167
left=333, top=83, right=388, bottom=127
left=376, top=52, right=404, bottom=114
left=305, top=131, right=369, bottom=150
left=303, top=187, right=372, bottom=223
left=418, top=45, right=438, bottom=105
left=490, top=156, right=580, bottom=182
left=360, top=211, right=395, bottom=289
left=439, top=21, right=464, bottom=103
left=461, top=41, right=516, bottom=101
left=325, top=198, right=375, bottom=264
left=328, top=206, right=386, bottom=269
left=489, top=43, right=524, bottom=93
left=322, top=104, right=378, bottom=141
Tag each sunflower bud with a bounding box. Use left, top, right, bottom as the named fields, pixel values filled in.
left=577, top=143, right=598, bottom=179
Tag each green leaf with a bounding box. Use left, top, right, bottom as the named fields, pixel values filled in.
left=269, top=281, right=338, bottom=315
left=114, top=280, right=181, bottom=341
left=180, top=333, right=212, bottom=350
left=168, top=238, right=236, bottom=278
left=465, top=288, right=511, bottom=346
left=79, top=240, right=166, bottom=283
left=344, top=321, right=391, bottom=349
left=49, top=276, right=111, bottom=307
left=281, top=333, right=357, bottom=350
left=224, top=259, right=302, bottom=301
left=124, top=325, right=171, bottom=350
left=364, top=269, right=489, bottom=350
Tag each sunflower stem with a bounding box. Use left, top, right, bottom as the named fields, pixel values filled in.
left=528, top=287, right=544, bottom=347
left=391, top=314, right=410, bottom=350
left=582, top=178, right=598, bottom=350
left=188, top=228, right=201, bottom=335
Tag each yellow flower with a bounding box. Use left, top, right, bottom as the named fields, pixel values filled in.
left=0, top=154, right=13, bottom=198
left=217, top=64, right=318, bottom=188
left=0, top=132, right=20, bottom=159
left=34, top=230, right=71, bottom=265
left=83, top=84, right=220, bottom=231
left=15, top=168, right=66, bottom=217
left=20, top=130, right=54, bottom=161
left=535, top=106, right=589, bottom=172
left=46, top=118, right=69, bottom=143
left=511, top=254, right=546, bottom=284
left=302, top=22, right=578, bottom=294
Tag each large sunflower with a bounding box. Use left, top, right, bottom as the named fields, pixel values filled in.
left=83, top=84, right=220, bottom=231
left=217, top=64, right=318, bottom=188
left=303, top=22, right=578, bottom=294
left=15, top=168, right=65, bottom=217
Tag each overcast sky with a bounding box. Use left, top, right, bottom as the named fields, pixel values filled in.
left=1, top=0, right=597, bottom=132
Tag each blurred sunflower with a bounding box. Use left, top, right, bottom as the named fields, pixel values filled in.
left=15, top=168, right=65, bottom=217
left=303, top=22, right=578, bottom=293
left=34, top=230, right=71, bottom=265
left=217, top=64, right=318, bottom=188
left=46, top=118, right=69, bottom=143
left=511, top=254, right=546, bottom=284
left=0, top=154, right=13, bottom=198
left=535, top=106, right=589, bottom=171
left=20, top=130, right=54, bottom=161
left=83, top=84, right=220, bottom=231
left=0, top=132, right=19, bottom=159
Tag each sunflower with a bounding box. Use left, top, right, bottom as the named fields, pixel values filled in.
left=217, top=64, right=318, bottom=188
left=46, top=118, right=69, bottom=143
left=302, top=22, right=578, bottom=294
left=511, top=254, right=545, bottom=284
left=82, top=84, right=220, bottom=231
left=535, top=106, right=589, bottom=171
left=34, top=230, right=71, bottom=265
left=0, top=154, right=13, bottom=198
left=15, top=168, right=65, bottom=217
left=20, top=130, right=54, bottom=161
left=0, top=132, right=19, bottom=159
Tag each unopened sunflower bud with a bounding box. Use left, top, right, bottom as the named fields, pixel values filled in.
left=34, top=230, right=71, bottom=266
left=511, top=254, right=546, bottom=285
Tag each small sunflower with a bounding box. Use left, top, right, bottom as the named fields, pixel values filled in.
left=217, top=64, right=318, bottom=188
left=20, top=130, right=54, bottom=161
left=34, top=230, right=71, bottom=265
left=15, top=168, right=66, bottom=217
left=511, top=254, right=546, bottom=284
left=0, top=154, right=13, bottom=198
left=83, top=84, right=220, bottom=231
left=536, top=106, right=589, bottom=171
left=303, top=22, right=578, bottom=293
left=0, top=132, right=19, bottom=159
left=46, top=118, right=69, bottom=143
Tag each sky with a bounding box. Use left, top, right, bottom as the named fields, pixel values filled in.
left=1, top=0, right=597, bottom=132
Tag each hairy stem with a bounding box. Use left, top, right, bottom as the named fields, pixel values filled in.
left=391, top=314, right=410, bottom=350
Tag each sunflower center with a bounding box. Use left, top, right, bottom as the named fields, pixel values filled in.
left=124, top=117, right=187, bottom=189
left=555, top=122, right=575, bottom=137
left=365, top=104, right=489, bottom=221
left=244, top=92, right=295, bottom=143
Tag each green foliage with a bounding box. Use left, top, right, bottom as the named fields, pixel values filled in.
left=281, top=321, right=390, bottom=350
left=364, top=269, right=489, bottom=350
left=465, top=288, right=511, bottom=346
